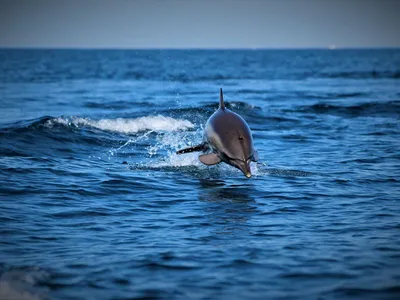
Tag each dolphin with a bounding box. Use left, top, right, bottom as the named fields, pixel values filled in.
left=176, top=88, right=258, bottom=178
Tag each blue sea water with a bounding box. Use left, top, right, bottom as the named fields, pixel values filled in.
left=0, top=49, right=400, bottom=300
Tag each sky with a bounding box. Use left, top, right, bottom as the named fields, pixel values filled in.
left=0, top=0, right=399, bottom=49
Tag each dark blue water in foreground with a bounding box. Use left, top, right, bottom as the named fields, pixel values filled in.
left=1, top=49, right=400, bottom=300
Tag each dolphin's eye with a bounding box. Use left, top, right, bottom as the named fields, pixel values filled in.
left=238, top=136, right=244, bottom=141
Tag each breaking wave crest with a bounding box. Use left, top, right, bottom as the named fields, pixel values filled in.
left=45, top=115, right=194, bottom=134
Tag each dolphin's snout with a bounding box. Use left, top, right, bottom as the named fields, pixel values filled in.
left=236, top=161, right=252, bottom=178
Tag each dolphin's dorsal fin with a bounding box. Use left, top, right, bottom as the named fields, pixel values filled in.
left=219, top=88, right=225, bottom=110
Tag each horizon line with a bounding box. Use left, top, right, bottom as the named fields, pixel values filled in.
left=0, top=46, right=399, bottom=51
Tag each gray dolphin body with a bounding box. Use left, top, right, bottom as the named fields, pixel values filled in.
left=176, top=89, right=258, bottom=178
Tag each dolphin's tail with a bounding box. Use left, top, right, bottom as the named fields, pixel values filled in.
left=219, top=88, right=225, bottom=110
left=176, top=143, right=206, bottom=155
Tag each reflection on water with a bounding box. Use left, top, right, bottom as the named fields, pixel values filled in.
left=197, top=179, right=258, bottom=237
left=197, top=178, right=256, bottom=202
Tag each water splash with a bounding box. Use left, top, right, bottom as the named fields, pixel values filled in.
left=147, top=125, right=203, bottom=156
left=140, top=126, right=205, bottom=168
left=108, top=130, right=154, bottom=156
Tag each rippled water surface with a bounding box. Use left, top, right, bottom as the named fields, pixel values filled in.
left=1, top=49, right=400, bottom=299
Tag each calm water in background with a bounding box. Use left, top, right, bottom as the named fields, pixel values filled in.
left=0, top=49, right=399, bottom=299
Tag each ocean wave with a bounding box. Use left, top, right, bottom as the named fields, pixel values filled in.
left=0, top=115, right=196, bottom=158
left=294, top=100, right=400, bottom=117
left=157, top=101, right=263, bottom=127
left=1, top=115, right=195, bottom=138
left=171, top=101, right=261, bottom=113
left=83, top=100, right=153, bottom=110
left=296, top=91, right=367, bottom=100
left=321, top=70, right=400, bottom=79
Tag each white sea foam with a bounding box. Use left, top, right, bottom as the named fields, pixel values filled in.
left=47, top=115, right=194, bottom=134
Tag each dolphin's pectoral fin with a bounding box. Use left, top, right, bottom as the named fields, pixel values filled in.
left=252, top=150, right=259, bottom=162
left=176, top=143, right=205, bottom=155
left=199, top=153, right=221, bottom=165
